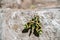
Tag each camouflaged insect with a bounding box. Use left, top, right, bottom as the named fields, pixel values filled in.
left=24, top=15, right=42, bottom=36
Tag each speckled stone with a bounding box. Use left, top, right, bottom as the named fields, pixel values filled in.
left=0, top=8, right=60, bottom=40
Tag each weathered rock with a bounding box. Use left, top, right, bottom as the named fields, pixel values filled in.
left=0, top=8, right=60, bottom=40
left=0, top=0, right=60, bottom=9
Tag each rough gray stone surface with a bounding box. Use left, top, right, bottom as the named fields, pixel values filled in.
left=0, top=8, right=60, bottom=40
left=0, top=0, right=60, bottom=9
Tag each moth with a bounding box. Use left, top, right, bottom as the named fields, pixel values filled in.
left=22, top=15, right=42, bottom=37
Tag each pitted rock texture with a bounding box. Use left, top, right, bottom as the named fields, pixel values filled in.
left=0, top=9, right=60, bottom=40
left=0, top=0, right=60, bottom=9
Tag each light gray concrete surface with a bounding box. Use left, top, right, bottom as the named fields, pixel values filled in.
left=0, top=8, right=60, bottom=40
